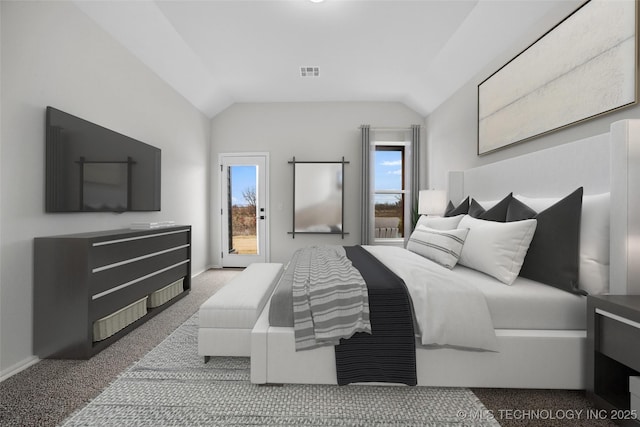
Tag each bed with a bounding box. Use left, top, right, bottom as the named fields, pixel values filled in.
left=251, top=119, right=639, bottom=389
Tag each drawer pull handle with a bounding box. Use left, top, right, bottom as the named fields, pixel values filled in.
left=92, top=229, right=188, bottom=247
left=596, top=308, right=640, bottom=330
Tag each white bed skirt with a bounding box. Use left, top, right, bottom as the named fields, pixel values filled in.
left=251, top=297, right=586, bottom=389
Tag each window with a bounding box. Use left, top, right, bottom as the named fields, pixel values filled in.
left=374, top=142, right=410, bottom=241
left=360, top=124, right=420, bottom=246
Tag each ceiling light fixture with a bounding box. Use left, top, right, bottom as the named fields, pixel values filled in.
left=309, top=0, right=325, bottom=3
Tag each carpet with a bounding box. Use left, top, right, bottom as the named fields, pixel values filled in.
left=0, top=269, right=240, bottom=427
left=61, top=313, right=499, bottom=426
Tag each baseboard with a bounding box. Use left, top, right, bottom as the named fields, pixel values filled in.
left=192, top=268, right=206, bottom=278
left=1, top=356, right=40, bottom=382
left=192, top=264, right=221, bottom=277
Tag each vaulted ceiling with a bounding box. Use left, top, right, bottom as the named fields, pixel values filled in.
left=74, top=0, right=583, bottom=118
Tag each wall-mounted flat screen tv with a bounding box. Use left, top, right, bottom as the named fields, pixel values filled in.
left=45, top=107, right=161, bottom=212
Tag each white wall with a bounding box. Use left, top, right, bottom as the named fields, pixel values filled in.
left=0, top=1, right=211, bottom=377
left=425, top=8, right=640, bottom=194
left=210, top=102, right=423, bottom=265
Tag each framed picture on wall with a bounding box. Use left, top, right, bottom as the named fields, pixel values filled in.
left=477, top=0, right=638, bottom=155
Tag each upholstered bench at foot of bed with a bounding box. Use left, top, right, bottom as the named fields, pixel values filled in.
left=198, top=263, right=283, bottom=360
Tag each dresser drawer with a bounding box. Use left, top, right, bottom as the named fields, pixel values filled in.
left=90, top=264, right=188, bottom=321
left=598, top=309, right=640, bottom=372
left=90, top=229, right=189, bottom=269
left=90, top=247, right=189, bottom=297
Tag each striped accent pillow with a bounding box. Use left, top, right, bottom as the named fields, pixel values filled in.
left=406, top=225, right=469, bottom=269
left=415, top=214, right=464, bottom=230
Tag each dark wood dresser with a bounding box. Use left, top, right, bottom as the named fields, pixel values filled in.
left=34, top=226, right=191, bottom=359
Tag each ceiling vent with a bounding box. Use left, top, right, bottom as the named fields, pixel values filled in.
left=300, top=66, right=320, bottom=77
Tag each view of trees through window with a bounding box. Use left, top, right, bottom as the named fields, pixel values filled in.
left=229, top=165, right=257, bottom=254
left=374, top=146, right=405, bottom=238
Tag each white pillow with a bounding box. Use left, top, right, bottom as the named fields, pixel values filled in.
left=415, top=214, right=464, bottom=230
left=458, top=215, right=537, bottom=285
left=406, top=225, right=469, bottom=269
left=516, top=192, right=610, bottom=294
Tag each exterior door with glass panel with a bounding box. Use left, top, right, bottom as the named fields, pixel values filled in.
left=220, top=154, right=268, bottom=267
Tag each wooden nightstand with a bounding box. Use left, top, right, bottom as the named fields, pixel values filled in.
left=587, top=295, right=640, bottom=426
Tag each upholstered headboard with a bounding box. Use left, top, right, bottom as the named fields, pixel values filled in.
left=447, top=119, right=639, bottom=295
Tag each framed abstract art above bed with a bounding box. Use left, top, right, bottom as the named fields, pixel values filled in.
left=477, top=0, right=638, bottom=155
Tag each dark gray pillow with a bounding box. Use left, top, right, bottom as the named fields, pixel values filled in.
left=444, top=197, right=469, bottom=217
left=469, top=193, right=513, bottom=222
left=504, top=197, right=536, bottom=220
left=506, top=188, right=585, bottom=295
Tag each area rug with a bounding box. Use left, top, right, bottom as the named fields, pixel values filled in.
left=61, top=314, right=500, bottom=426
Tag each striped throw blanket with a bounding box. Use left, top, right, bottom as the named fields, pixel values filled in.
left=292, top=246, right=371, bottom=351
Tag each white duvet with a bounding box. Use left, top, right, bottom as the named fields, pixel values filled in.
left=363, top=245, right=499, bottom=352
